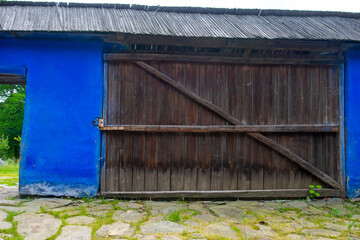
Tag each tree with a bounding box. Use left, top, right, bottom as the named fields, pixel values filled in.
left=0, top=85, right=25, bottom=100
left=0, top=86, right=25, bottom=158
left=0, top=135, right=10, bottom=160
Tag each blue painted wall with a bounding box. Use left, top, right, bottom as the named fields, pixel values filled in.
left=0, top=38, right=104, bottom=197
left=346, top=50, right=360, bottom=198
left=1, top=37, right=359, bottom=198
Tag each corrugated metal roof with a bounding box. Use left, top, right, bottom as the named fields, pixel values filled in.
left=1, top=1, right=360, bottom=41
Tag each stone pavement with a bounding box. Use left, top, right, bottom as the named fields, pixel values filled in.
left=0, top=185, right=359, bottom=239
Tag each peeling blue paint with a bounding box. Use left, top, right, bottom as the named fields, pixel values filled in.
left=345, top=50, right=360, bottom=198
left=20, top=182, right=98, bottom=197
left=0, top=38, right=104, bottom=197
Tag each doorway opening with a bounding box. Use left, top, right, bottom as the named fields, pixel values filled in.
left=0, top=68, right=26, bottom=187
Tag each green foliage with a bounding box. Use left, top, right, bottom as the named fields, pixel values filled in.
left=329, top=208, right=342, bottom=218
left=309, top=184, right=322, bottom=199
left=14, top=136, right=21, bottom=142
left=0, top=159, right=19, bottom=186
left=0, top=134, right=10, bottom=159
left=279, top=202, right=286, bottom=213
left=166, top=209, right=181, bottom=222
left=0, top=85, right=25, bottom=100
left=0, top=85, right=25, bottom=158
left=348, top=221, right=356, bottom=231
left=0, top=158, right=19, bottom=173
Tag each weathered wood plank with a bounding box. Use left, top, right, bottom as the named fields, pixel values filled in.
left=144, top=62, right=159, bottom=191
left=132, top=63, right=147, bottom=191
left=0, top=74, right=26, bottom=85
left=339, top=61, right=346, bottom=197
left=132, top=133, right=145, bottom=191
left=105, top=62, right=121, bottom=192
left=157, top=133, right=171, bottom=191
left=211, top=64, right=226, bottom=190
left=109, top=34, right=345, bottom=51
left=157, top=63, right=172, bottom=191
left=250, top=65, right=264, bottom=190
left=288, top=66, right=301, bottom=189
left=134, top=61, right=341, bottom=189
left=100, top=61, right=108, bottom=193
left=197, top=63, right=212, bottom=191
left=184, top=63, right=199, bottom=190
left=263, top=66, right=277, bottom=189
left=119, top=63, right=134, bottom=191
left=145, top=133, right=158, bottom=191
left=101, top=188, right=341, bottom=199
left=169, top=63, right=185, bottom=191
left=100, top=124, right=340, bottom=132
left=237, top=65, right=251, bottom=190
left=223, top=64, right=238, bottom=190
left=105, top=54, right=340, bottom=65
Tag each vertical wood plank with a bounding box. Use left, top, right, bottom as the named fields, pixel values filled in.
left=157, top=62, right=172, bottom=191
left=157, top=133, right=171, bottom=191
left=105, top=63, right=122, bottom=192
left=308, top=66, right=319, bottom=186
left=105, top=134, right=113, bottom=191
left=170, top=63, right=186, bottom=191
left=277, top=65, right=289, bottom=189
left=145, top=133, right=157, bottom=191
left=237, top=65, right=251, bottom=190
left=144, top=62, right=159, bottom=191
left=197, top=63, right=212, bottom=190
left=211, top=64, right=225, bottom=190
left=224, top=64, right=238, bottom=190
left=119, top=63, right=134, bottom=191
left=302, top=66, right=314, bottom=187
left=100, top=61, right=108, bottom=193
left=327, top=66, right=339, bottom=181
left=132, top=64, right=147, bottom=191
left=119, top=132, right=132, bottom=191
left=250, top=65, right=264, bottom=190
left=184, top=63, right=199, bottom=190
left=295, top=66, right=305, bottom=188
left=339, top=61, right=346, bottom=196
left=263, top=66, right=277, bottom=189
left=107, top=62, right=121, bottom=125
left=288, top=66, right=301, bottom=189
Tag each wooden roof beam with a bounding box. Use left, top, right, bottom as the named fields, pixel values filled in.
left=108, top=34, right=352, bottom=51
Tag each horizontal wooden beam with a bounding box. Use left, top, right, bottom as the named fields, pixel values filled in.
left=104, top=53, right=340, bottom=65
left=0, top=74, right=26, bottom=85
left=110, top=34, right=347, bottom=51
left=101, top=188, right=340, bottom=199
left=100, top=124, right=339, bottom=133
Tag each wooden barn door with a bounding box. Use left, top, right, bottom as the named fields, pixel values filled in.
left=100, top=54, right=342, bottom=198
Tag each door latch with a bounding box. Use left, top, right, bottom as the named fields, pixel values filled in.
left=91, top=117, right=104, bottom=127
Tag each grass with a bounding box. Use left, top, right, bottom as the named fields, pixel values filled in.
left=0, top=159, right=19, bottom=186
left=166, top=209, right=181, bottom=222
left=0, top=210, right=24, bottom=240
left=132, top=205, right=150, bottom=233
left=90, top=210, right=115, bottom=239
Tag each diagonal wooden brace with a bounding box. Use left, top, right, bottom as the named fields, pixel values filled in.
left=134, top=60, right=341, bottom=190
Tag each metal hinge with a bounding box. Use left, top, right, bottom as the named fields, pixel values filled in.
left=91, top=117, right=104, bottom=127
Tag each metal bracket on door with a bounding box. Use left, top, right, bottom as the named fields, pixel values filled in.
left=91, top=117, right=104, bottom=127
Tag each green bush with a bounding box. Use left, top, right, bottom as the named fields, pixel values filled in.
left=0, top=134, right=10, bottom=160
left=0, top=85, right=25, bottom=158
